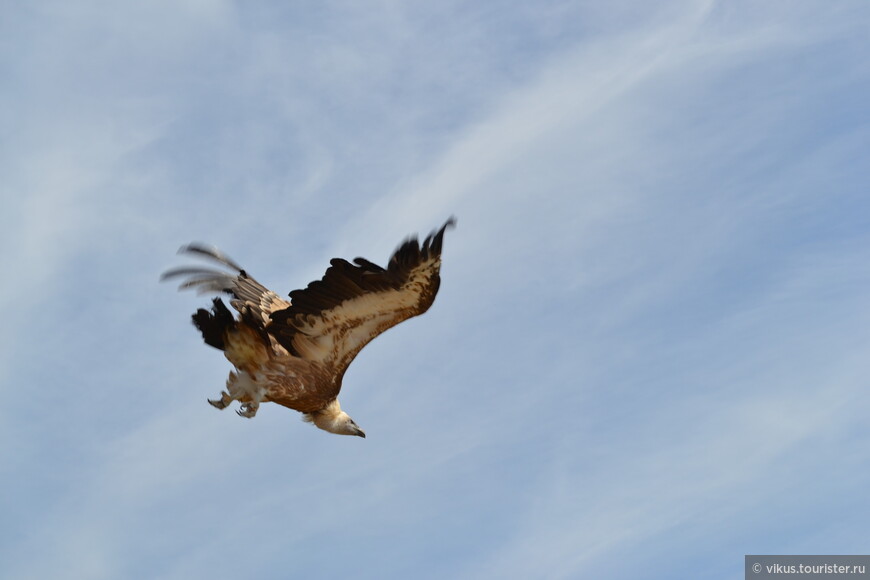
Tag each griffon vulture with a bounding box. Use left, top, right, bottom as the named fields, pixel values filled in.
left=161, top=218, right=455, bottom=438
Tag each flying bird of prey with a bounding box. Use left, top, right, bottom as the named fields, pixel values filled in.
left=161, top=218, right=455, bottom=438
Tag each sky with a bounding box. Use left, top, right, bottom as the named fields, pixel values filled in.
left=2, top=1, right=869, bottom=578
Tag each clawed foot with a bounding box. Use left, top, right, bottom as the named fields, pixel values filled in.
left=208, top=391, right=232, bottom=409
left=236, top=402, right=259, bottom=418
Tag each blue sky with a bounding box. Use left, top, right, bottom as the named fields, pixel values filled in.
left=2, top=1, right=869, bottom=578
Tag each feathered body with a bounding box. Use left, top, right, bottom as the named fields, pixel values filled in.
left=162, top=218, right=455, bottom=437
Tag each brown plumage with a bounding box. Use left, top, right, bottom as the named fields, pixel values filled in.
left=161, top=217, right=455, bottom=437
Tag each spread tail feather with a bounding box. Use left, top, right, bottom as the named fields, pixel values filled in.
left=161, top=244, right=290, bottom=325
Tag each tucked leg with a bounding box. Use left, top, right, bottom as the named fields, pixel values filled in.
left=223, top=370, right=266, bottom=419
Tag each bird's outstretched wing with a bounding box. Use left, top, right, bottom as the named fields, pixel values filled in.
left=268, top=217, right=455, bottom=376
left=161, top=243, right=290, bottom=326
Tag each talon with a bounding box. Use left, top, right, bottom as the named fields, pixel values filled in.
left=208, top=391, right=232, bottom=410
left=236, top=402, right=258, bottom=418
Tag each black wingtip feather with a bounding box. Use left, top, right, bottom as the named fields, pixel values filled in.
left=432, top=216, right=456, bottom=255
left=352, top=257, right=386, bottom=272
left=191, top=298, right=235, bottom=350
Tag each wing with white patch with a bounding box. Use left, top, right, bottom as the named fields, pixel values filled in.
left=268, top=218, right=455, bottom=377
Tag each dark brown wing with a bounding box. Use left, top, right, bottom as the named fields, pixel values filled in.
left=161, top=243, right=290, bottom=326
left=268, top=217, right=455, bottom=377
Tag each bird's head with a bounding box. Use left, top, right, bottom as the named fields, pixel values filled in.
left=304, top=400, right=366, bottom=438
